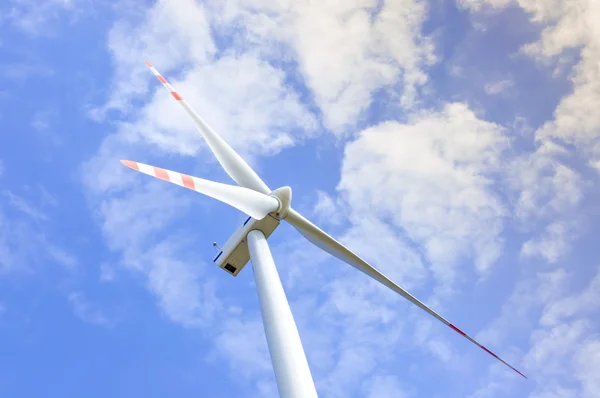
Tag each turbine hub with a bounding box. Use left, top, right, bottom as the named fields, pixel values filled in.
left=269, top=186, right=292, bottom=219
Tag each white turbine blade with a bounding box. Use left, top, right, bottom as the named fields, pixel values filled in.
left=144, top=61, right=271, bottom=194
left=121, top=160, right=279, bottom=220
left=285, top=208, right=527, bottom=379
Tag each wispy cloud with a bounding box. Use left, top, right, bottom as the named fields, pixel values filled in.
left=4, top=191, right=48, bottom=221
left=68, top=292, right=111, bottom=327
left=540, top=266, right=600, bottom=327
left=7, top=0, right=89, bottom=36
left=364, top=374, right=407, bottom=398
left=31, top=109, right=55, bottom=132
left=484, top=78, right=515, bottom=96
left=0, top=63, right=54, bottom=81
left=0, top=187, right=76, bottom=274
left=99, top=263, right=115, bottom=282
left=45, top=241, right=78, bottom=269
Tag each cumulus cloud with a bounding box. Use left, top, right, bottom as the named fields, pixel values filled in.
left=473, top=265, right=600, bottom=398
left=134, top=54, right=317, bottom=157
left=97, top=0, right=215, bottom=115
left=94, top=177, right=224, bottom=327
left=212, top=317, right=273, bottom=380
left=82, top=0, right=323, bottom=336
left=208, top=0, right=436, bottom=132
left=540, top=267, right=600, bottom=327
left=462, top=0, right=600, bottom=170
left=80, top=0, right=600, bottom=396
left=313, top=191, right=344, bottom=227
left=94, top=3, right=317, bottom=165
left=338, top=103, right=508, bottom=286
left=461, top=0, right=598, bottom=265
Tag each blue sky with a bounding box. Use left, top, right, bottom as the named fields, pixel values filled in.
left=1, top=0, right=599, bottom=397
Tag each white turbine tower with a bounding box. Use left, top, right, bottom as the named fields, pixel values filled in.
left=121, top=61, right=527, bottom=397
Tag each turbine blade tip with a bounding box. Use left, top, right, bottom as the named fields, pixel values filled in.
left=145, top=60, right=152, bottom=68
left=120, top=160, right=139, bottom=170
left=514, top=368, right=528, bottom=379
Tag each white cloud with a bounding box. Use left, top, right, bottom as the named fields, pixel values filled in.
left=44, top=240, right=78, bottom=269
left=520, top=221, right=574, bottom=263
left=132, top=54, right=317, bottom=157
left=525, top=314, right=600, bottom=398
left=95, top=2, right=318, bottom=165
left=341, top=217, right=427, bottom=290
left=4, top=191, right=49, bottom=221
left=212, top=317, right=272, bottom=380
left=99, top=263, right=115, bottom=282
left=0, top=63, right=54, bottom=80
left=97, top=0, right=216, bottom=116
left=476, top=268, right=569, bottom=347
left=540, top=267, right=600, bottom=327
left=313, top=191, right=344, bottom=227
left=363, top=374, right=407, bottom=398
left=474, top=266, right=600, bottom=398
left=462, top=0, right=600, bottom=170
left=525, top=320, right=589, bottom=376
left=81, top=0, right=600, bottom=396
left=68, top=291, right=111, bottom=326
left=506, top=140, right=584, bottom=264
left=461, top=0, right=597, bottom=264
left=0, top=189, right=77, bottom=273
left=573, top=340, right=600, bottom=398
left=7, top=0, right=87, bottom=35
left=271, top=235, right=419, bottom=398
left=30, top=108, right=63, bottom=147
left=510, top=145, right=582, bottom=223
left=145, top=240, right=222, bottom=327
left=31, top=109, right=52, bottom=131
left=484, top=78, right=514, bottom=95
left=338, top=103, right=508, bottom=286
left=94, top=179, right=224, bottom=327
left=208, top=0, right=436, bottom=133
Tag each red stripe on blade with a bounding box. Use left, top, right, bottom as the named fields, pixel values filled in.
left=157, top=75, right=167, bottom=84
left=120, top=160, right=139, bottom=171
left=153, top=167, right=170, bottom=181
left=171, top=91, right=183, bottom=101
left=181, top=174, right=195, bottom=190
left=145, top=61, right=153, bottom=68
left=511, top=367, right=528, bottom=379
left=481, top=346, right=498, bottom=358
left=449, top=324, right=467, bottom=336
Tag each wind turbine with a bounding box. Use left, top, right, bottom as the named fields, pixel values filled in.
left=121, top=61, right=526, bottom=398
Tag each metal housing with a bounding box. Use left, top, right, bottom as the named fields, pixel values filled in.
left=213, top=214, right=280, bottom=276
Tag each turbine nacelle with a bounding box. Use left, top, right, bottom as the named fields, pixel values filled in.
left=213, top=214, right=280, bottom=276
left=213, top=186, right=291, bottom=277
